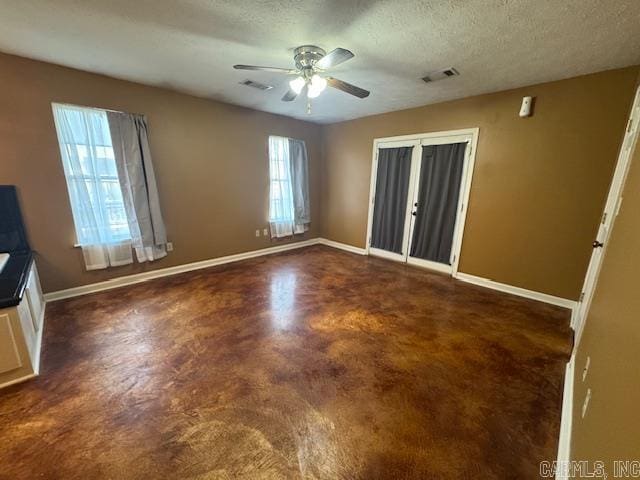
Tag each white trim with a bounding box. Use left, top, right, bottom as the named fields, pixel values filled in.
left=449, top=130, right=478, bottom=275
left=404, top=141, right=431, bottom=263
left=365, top=140, right=380, bottom=255
left=455, top=272, right=576, bottom=310
left=317, top=238, right=366, bottom=255
left=0, top=372, right=36, bottom=389
left=370, top=128, right=481, bottom=144
left=570, top=306, right=580, bottom=330
left=31, top=302, right=45, bottom=376
left=44, top=239, right=321, bottom=302
left=42, top=236, right=575, bottom=313
left=369, top=246, right=406, bottom=262
left=556, top=353, right=575, bottom=480
left=365, top=128, right=479, bottom=278
left=407, top=256, right=453, bottom=274
left=376, top=139, right=420, bottom=149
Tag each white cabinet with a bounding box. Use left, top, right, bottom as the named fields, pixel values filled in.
left=0, top=261, right=45, bottom=388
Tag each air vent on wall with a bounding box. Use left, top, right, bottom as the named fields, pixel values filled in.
left=240, top=79, right=274, bottom=91
left=422, top=68, right=460, bottom=83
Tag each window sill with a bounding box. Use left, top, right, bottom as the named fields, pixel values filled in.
left=73, top=240, right=132, bottom=248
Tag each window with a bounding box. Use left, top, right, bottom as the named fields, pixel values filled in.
left=52, top=103, right=167, bottom=271
left=52, top=104, right=130, bottom=246
left=268, top=136, right=295, bottom=224
left=268, top=135, right=310, bottom=238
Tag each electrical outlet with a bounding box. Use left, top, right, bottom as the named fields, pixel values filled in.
left=255, top=229, right=260, bottom=237
left=582, top=356, right=591, bottom=382
left=166, top=242, right=174, bottom=252
left=263, top=228, right=268, bottom=236
left=581, top=388, right=592, bottom=418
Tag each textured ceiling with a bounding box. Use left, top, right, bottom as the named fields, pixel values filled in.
left=1, top=0, right=639, bottom=124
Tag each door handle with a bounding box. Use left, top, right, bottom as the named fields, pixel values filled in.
left=592, top=240, right=604, bottom=248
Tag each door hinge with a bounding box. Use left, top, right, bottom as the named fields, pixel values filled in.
left=601, top=212, right=608, bottom=225
left=460, top=203, right=464, bottom=212
left=579, top=292, right=585, bottom=302
left=627, top=117, right=633, bottom=133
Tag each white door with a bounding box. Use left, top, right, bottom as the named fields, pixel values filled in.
left=368, top=139, right=421, bottom=262
left=573, top=86, right=640, bottom=345
left=367, top=129, right=478, bottom=275
left=406, top=134, right=473, bottom=274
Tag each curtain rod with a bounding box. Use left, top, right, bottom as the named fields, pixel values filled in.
left=52, top=102, right=145, bottom=117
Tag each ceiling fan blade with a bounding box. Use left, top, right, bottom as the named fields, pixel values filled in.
left=233, top=64, right=297, bottom=74
left=316, top=48, right=354, bottom=70
left=326, top=77, right=370, bottom=98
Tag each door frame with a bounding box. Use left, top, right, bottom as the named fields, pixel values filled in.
left=365, top=128, right=479, bottom=276
left=573, top=85, right=640, bottom=347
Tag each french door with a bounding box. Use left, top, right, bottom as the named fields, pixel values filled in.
left=368, top=140, right=420, bottom=263
left=367, top=129, right=478, bottom=275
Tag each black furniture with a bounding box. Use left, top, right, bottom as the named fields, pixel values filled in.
left=0, top=186, right=33, bottom=309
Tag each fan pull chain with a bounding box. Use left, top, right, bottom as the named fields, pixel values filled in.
left=307, top=98, right=312, bottom=115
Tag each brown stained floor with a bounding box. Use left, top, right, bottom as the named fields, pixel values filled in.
left=0, top=246, right=572, bottom=479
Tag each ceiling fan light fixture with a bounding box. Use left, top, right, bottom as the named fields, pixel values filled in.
left=289, top=76, right=305, bottom=94
left=235, top=45, right=370, bottom=106
left=307, top=74, right=328, bottom=98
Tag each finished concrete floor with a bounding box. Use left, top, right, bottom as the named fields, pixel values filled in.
left=0, top=246, right=572, bottom=479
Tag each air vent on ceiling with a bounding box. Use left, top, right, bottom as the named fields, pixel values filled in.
left=422, top=68, right=460, bottom=83
left=240, top=79, right=274, bottom=91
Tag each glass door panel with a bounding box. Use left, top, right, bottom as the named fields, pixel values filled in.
left=407, top=142, right=467, bottom=273
left=369, top=145, right=415, bottom=262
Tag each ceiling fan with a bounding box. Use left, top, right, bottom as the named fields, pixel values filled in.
left=234, top=45, right=370, bottom=103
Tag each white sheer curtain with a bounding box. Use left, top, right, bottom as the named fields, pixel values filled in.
left=52, top=104, right=134, bottom=270
left=268, top=136, right=310, bottom=238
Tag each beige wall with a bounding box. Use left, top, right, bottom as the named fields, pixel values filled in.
left=320, top=67, right=639, bottom=300
left=1, top=50, right=638, bottom=302
left=570, top=79, right=640, bottom=475
left=0, top=53, right=323, bottom=293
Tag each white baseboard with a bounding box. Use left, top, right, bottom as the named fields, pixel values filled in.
left=317, top=238, right=367, bottom=255
left=455, top=272, right=577, bottom=310
left=44, top=238, right=322, bottom=302
left=43, top=237, right=371, bottom=303
left=556, top=353, right=575, bottom=480
left=43, top=238, right=574, bottom=315
left=0, top=372, right=36, bottom=389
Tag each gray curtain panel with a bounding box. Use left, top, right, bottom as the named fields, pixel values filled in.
left=371, top=146, right=413, bottom=254
left=410, top=143, right=466, bottom=264
left=107, top=112, right=167, bottom=260
left=288, top=138, right=310, bottom=225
